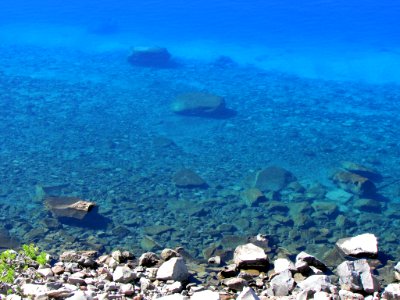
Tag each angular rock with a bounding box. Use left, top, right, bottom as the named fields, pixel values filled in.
left=128, top=46, right=171, bottom=68
left=172, top=168, right=207, bottom=188
left=269, top=269, right=295, bottom=296
left=247, top=166, right=296, bottom=192
left=191, top=290, right=220, bottom=300
left=337, top=259, right=379, bottom=294
left=340, top=161, right=382, bottom=181
left=237, top=287, right=260, bottom=300
left=297, top=275, right=334, bottom=293
left=113, top=265, right=136, bottom=283
left=21, top=284, right=47, bottom=298
left=241, top=188, right=266, bottom=207
left=156, top=257, right=189, bottom=282
left=382, top=283, right=400, bottom=300
left=171, top=92, right=226, bottom=116
left=223, top=277, right=248, bottom=291
left=339, top=290, right=364, bottom=300
left=336, top=233, right=378, bottom=257
left=332, top=171, right=376, bottom=197
left=160, top=248, right=180, bottom=261
left=296, top=251, right=327, bottom=271
left=234, top=243, right=269, bottom=270
left=274, top=258, right=296, bottom=274
left=45, top=196, right=95, bottom=220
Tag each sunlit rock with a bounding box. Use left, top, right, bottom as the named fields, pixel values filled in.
left=336, top=233, right=378, bottom=257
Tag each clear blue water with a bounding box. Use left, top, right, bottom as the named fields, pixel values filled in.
left=1, top=0, right=400, bottom=264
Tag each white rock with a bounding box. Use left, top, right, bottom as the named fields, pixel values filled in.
left=120, top=283, right=134, bottom=296
left=21, top=284, right=47, bottom=298
left=269, top=269, right=295, bottom=296
left=297, top=275, right=333, bottom=293
left=296, top=251, right=326, bottom=270
left=165, top=281, right=183, bottom=293
left=156, top=294, right=187, bottom=300
left=191, top=290, right=220, bottom=300
left=37, top=268, right=54, bottom=277
left=234, top=243, right=268, bottom=269
left=274, top=258, right=296, bottom=273
left=336, top=233, right=378, bottom=257
left=382, top=283, right=400, bottom=299
left=314, top=291, right=332, bottom=300
left=6, top=295, right=22, bottom=300
left=237, top=287, right=261, bottom=300
left=156, top=257, right=189, bottom=281
left=337, top=260, right=379, bottom=293
left=113, top=265, right=136, bottom=283
left=65, top=291, right=90, bottom=300
left=339, top=289, right=364, bottom=300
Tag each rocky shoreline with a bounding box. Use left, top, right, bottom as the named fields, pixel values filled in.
left=1, top=233, right=400, bottom=300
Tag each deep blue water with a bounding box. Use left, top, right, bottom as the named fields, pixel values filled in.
left=1, top=0, right=400, bottom=267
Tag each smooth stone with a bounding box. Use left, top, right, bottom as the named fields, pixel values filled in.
left=139, top=252, right=160, bottom=267
left=325, top=189, right=353, bottom=203
left=332, top=171, right=376, bottom=197
left=223, top=277, right=248, bottom=291
left=128, top=46, right=171, bottom=68
left=269, top=269, right=295, bottom=296
left=247, top=166, right=296, bottom=192
left=297, top=275, right=333, bottom=293
left=336, top=233, right=378, bottom=257
left=156, top=257, right=189, bottom=282
left=241, top=188, right=266, bottom=207
left=171, top=92, right=226, bottom=116
left=274, top=258, right=296, bottom=273
left=339, top=290, right=364, bottom=300
left=172, top=168, right=207, bottom=188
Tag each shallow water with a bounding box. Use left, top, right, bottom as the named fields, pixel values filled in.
left=0, top=1, right=400, bottom=263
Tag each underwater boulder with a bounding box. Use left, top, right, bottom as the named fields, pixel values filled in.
left=245, top=166, right=297, bottom=192
left=332, top=171, right=376, bottom=197
left=172, top=168, right=207, bottom=188
left=128, top=46, right=171, bottom=68
left=340, top=161, right=382, bottom=182
left=45, top=196, right=95, bottom=220
left=171, top=92, right=228, bottom=117
left=0, top=228, right=19, bottom=250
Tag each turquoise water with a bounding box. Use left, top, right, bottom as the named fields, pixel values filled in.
left=0, top=1, right=400, bottom=263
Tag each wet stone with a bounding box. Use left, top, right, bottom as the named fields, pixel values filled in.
left=332, top=171, right=376, bottom=197
left=128, top=46, right=171, bottom=68
left=246, top=166, right=296, bottom=192
left=45, top=196, right=96, bottom=220
left=171, top=92, right=227, bottom=117
left=172, top=168, right=207, bottom=188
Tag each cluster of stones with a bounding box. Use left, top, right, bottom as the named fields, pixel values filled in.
left=3, top=232, right=400, bottom=300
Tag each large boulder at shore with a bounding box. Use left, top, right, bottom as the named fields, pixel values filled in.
left=45, top=196, right=95, bottom=220
left=172, top=168, right=207, bottom=188
left=245, top=166, right=296, bottom=192
left=128, top=46, right=172, bottom=68
left=233, top=243, right=269, bottom=270
left=336, top=233, right=378, bottom=257
left=156, top=257, right=189, bottom=282
left=171, top=92, right=227, bottom=117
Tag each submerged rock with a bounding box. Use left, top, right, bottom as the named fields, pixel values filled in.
left=336, top=233, right=378, bottom=257
left=340, top=161, right=382, bottom=182
left=241, top=188, right=266, bottom=207
left=172, top=168, right=207, bottom=188
left=332, top=171, right=376, bottom=197
left=171, top=92, right=227, bottom=117
left=128, top=46, right=172, bottom=68
left=245, top=166, right=296, bottom=192
left=44, top=197, right=95, bottom=220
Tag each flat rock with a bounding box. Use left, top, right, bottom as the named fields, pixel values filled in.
left=336, top=233, right=378, bottom=257
left=353, top=199, right=381, bottom=213
left=340, top=161, right=382, bottom=181
left=325, top=189, right=353, bottom=203
left=113, top=265, right=136, bottom=283
left=191, top=290, right=220, bottom=300
left=45, top=196, right=95, bottom=220
left=223, top=277, right=248, bottom=291
left=274, top=258, right=296, bottom=273
left=338, top=290, right=364, bottom=300
left=269, top=269, right=295, bottom=296
left=156, top=257, right=189, bottom=282
left=172, top=168, right=207, bottom=188
left=128, top=46, right=171, bottom=68
left=247, top=166, right=296, bottom=192
left=234, top=243, right=269, bottom=270
left=297, top=275, right=333, bottom=293
left=171, top=92, right=226, bottom=116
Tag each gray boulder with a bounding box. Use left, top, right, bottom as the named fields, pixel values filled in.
left=336, top=260, right=379, bottom=294
left=338, top=290, right=364, bottom=300
left=113, top=265, right=136, bottom=283
left=246, top=166, right=296, bottom=192
left=296, top=251, right=327, bottom=273
left=382, top=283, right=400, bottom=300
left=274, top=258, right=296, bottom=274
left=297, top=275, right=335, bottom=293
left=237, top=287, right=260, bottom=300
left=269, top=269, right=295, bottom=296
